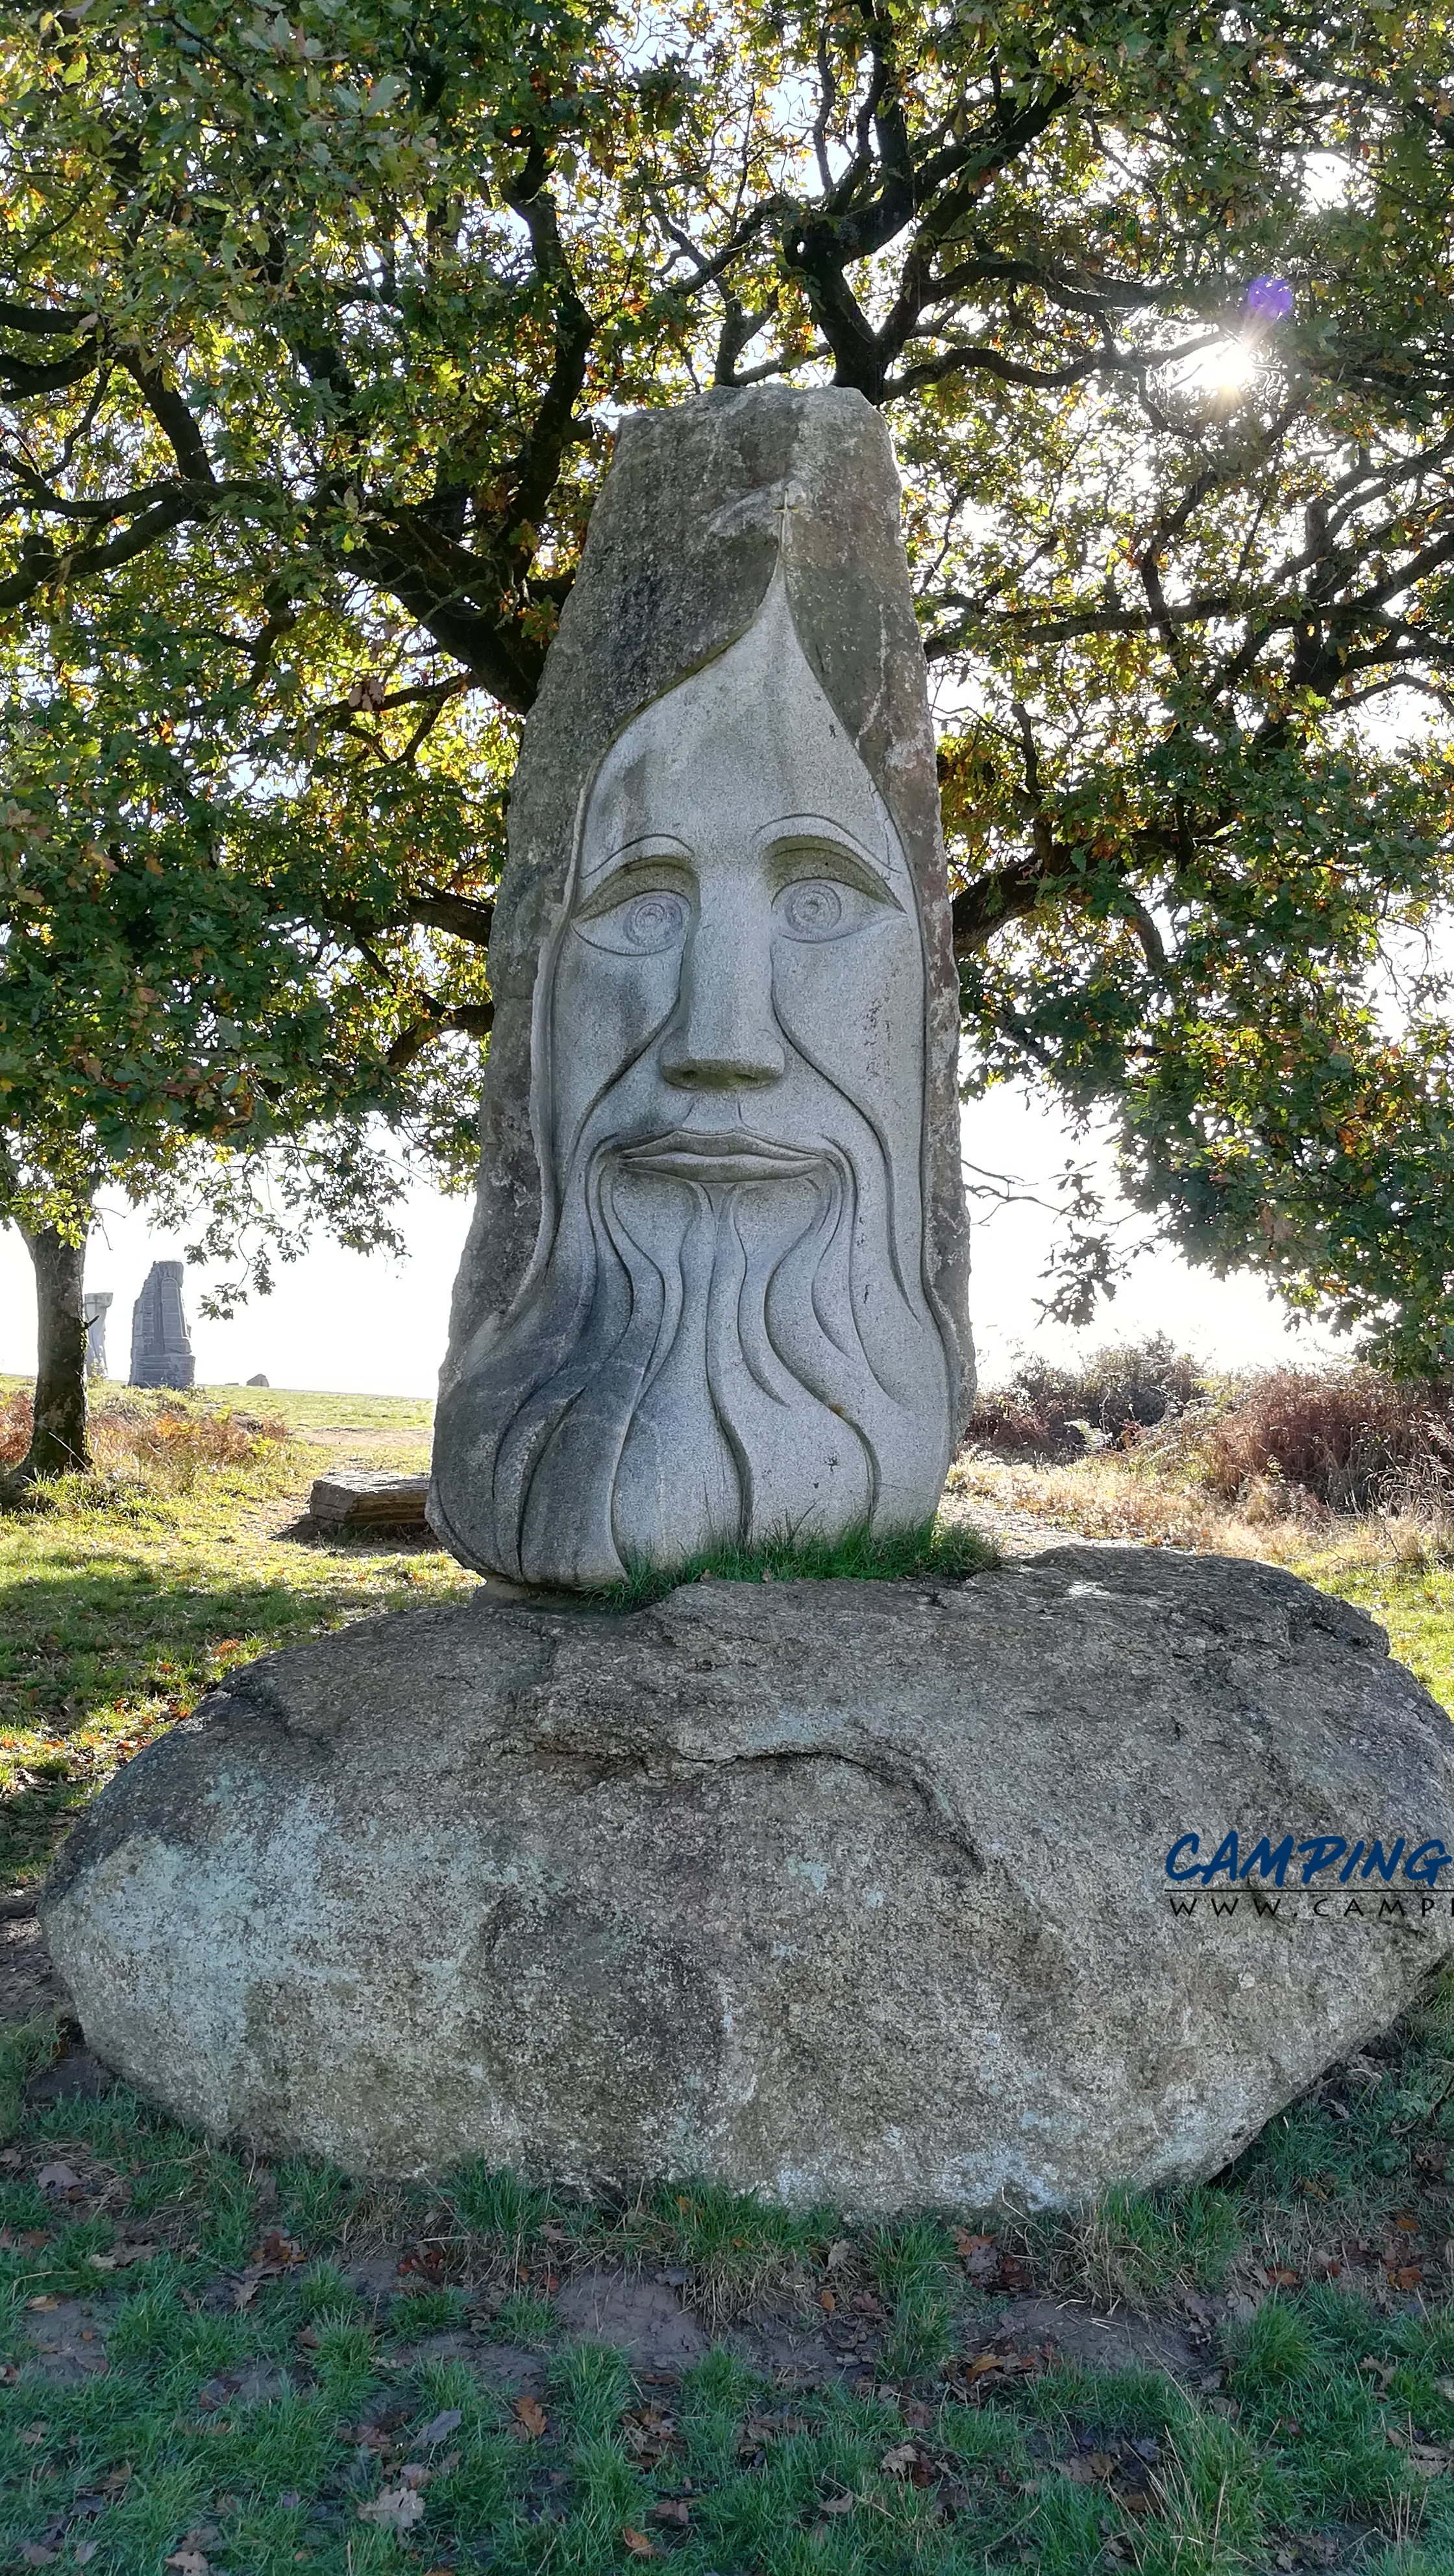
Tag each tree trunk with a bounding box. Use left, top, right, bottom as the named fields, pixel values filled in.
left=16, top=1219, right=92, bottom=1479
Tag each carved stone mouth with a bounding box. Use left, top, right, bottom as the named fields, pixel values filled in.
left=618, top=1132, right=822, bottom=1182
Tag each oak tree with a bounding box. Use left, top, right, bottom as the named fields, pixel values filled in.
left=3, top=0, right=1453, bottom=1410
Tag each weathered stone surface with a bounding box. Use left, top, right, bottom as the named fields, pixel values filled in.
left=430, top=384, right=971, bottom=1587
left=82, top=1291, right=112, bottom=1379
left=42, top=1547, right=1454, bottom=2211
left=247, top=1372, right=270, bottom=1388
left=129, top=1259, right=194, bottom=1391
left=309, top=1470, right=430, bottom=1532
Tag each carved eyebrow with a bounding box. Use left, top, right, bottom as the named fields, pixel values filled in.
left=574, top=836, right=695, bottom=913
left=761, top=819, right=900, bottom=908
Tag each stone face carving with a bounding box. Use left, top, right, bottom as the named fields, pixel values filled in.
left=82, top=1292, right=112, bottom=1379
left=129, top=1260, right=195, bottom=1391
left=430, top=386, right=972, bottom=1585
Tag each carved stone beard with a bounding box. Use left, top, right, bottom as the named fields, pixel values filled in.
left=467, top=1052, right=948, bottom=1587
left=434, top=573, right=956, bottom=1587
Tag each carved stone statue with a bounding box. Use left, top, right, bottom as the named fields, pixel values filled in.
left=430, top=386, right=972, bottom=1585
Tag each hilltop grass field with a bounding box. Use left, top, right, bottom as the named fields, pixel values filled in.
left=2, top=1371, right=1454, bottom=2574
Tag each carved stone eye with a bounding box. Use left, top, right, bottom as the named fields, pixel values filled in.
left=576, top=887, right=690, bottom=954
left=776, top=878, right=852, bottom=940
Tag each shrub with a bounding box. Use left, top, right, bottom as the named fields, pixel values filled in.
left=1200, top=1368, right=1454, bottom=1513
left=964, top=1334, right=1206, bottom=1460
left=0, top=1385, right=290, bottom=1489
left=0, top=1385, right=38, bottom=1466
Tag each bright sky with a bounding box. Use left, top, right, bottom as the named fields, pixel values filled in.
left=0, top=1075, right=1338, bottom=1397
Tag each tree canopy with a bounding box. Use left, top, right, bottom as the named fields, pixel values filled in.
left=3, top=0, right=1454, bottom=1366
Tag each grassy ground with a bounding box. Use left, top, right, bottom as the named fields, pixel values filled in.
left=0, top=1378, right=435, bottom=1436
left=6, top=1996, right=1454, bottom=2575
left=0, top=1390, right=458, bottom=1887
left=5, top=1400, right=1454, bottom=2572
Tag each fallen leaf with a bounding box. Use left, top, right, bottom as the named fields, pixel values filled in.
left=515, top=2396, right=547, bottom=2439
left=419, top=2407, right=463, bottom=2445
left=164, top=2554, right=209, bottom=2576
left=622, top=2529, right=658, bottom=2558
left=19, top=2423, right=49, bottom=2447
left=826, top=2238, right=852, bottom=2272
left=1392, top=2264, right=1424, bottom=2290
left=650, top=2499, right=691, bottom=2526
left=35, top=2164, right=82, bottom=2194
left=880, top=2442, right=918, bottom=2477
left=358, top=2486, right=425, bottom=2534
left=818, top=2492, right=855, bottom=2516
left=75, top=2546, right=99, bottom=2568
left=16, top=2547, right=55, bottom=2568
left=820, top=2288, right=835, bottom=2312
left=253, top=2231, right=304, bottom=2267
left=25, top=2297, right=59, bottom=2313
left=90, top=2244, right=155, bottom=2272
left=1268, top=2267, right=1300, bottom=2288
left=1395, top=2214, right=1421, bottom=2232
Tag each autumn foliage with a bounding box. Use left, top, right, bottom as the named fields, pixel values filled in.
left=0, top=1389, right=288, bottom=1489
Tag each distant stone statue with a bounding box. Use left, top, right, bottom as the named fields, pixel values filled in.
left=130, top=1261, right=195, bottom=1391
left=430, top=386, right=972, bottom=1585
left=82, top=1292, right=112, bottom=1379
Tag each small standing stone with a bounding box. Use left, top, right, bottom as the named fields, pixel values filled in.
left=129, top=1261, right=195, bottom=1391
left=82, top=1292, right=112, bottom=1379
left=308, top=1471, right=429, bottom=1533
left=247, top=1372, right=269, bottom=1388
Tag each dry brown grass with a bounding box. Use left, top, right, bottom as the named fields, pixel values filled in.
left=0, top=1386, right=290, bottom=1490
left=944, top=1444, right=1454, bottom=1574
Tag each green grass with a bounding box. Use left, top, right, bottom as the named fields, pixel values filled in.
left=0, top=1376, right=435, bottom=1435
left=608, top=1514, right=1000, bottom=1607
left=1290, top=1548, right=1454, bottom=1720
left=206, top=1385, right=435, bottom=1432
left=6, top=1982, right=1454, bottom=2574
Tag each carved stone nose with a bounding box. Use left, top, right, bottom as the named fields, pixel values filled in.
left=659, top=911, right=786, bottom=1088
left=659, top=1033, right=785, bottom=1089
